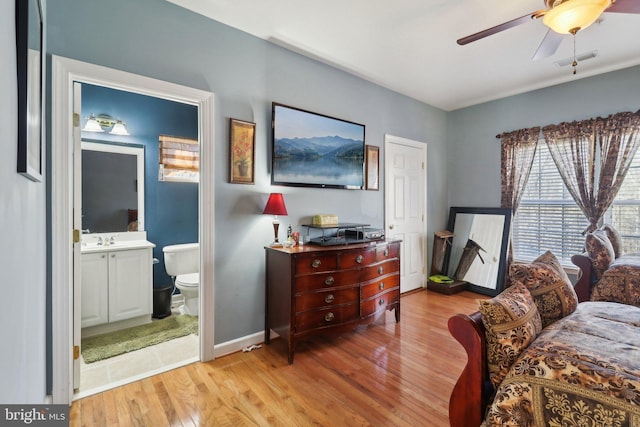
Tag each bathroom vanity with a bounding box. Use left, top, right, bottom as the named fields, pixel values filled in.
left=81, top=232, right=155, bottom=336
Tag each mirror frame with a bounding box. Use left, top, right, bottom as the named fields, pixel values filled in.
left=81, top=140, right=145, bottom=232
left=443, top=206, right=512, bottom=296
left=16, top=0, right=43, bottom=181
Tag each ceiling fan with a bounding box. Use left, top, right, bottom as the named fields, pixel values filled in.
left=457, top=0, right=640, bottom=63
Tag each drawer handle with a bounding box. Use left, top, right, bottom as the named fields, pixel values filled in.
left=378, top=266, right=384, bottom=274
left=356, top=255, right=364, bottom=264
left=324, top=276, right=335, bottom=286
left=312, top=259, right=322, bottom=269
left=324, top=312, right=335, bottom=322
left=379, top=282, right=384, bottom=290
left=325, top=294, right=335, bottom=304
left=379, top=299, right=385, bottom=306
left=384, top=248, right=389, bottom=257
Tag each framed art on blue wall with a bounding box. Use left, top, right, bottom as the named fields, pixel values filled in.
left=16, top=0, right=44, bottom=182
left=271, top=103, right=365, bottom=189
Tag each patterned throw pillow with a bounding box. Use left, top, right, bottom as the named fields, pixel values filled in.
left=585, top=230, right=615, bottom=280
left=478, top=282, right=542, bottom=388
left=509, top=251, right=578, bottom=328
left=601, top=224, right=623, bottom=258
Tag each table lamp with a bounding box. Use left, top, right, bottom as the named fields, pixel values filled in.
left=263, top=193, right=288, bottom=246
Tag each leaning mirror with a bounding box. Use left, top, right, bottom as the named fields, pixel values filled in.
left=81, top=141, right=145, bottom=233
left=443, top=207, right=512, bottom=296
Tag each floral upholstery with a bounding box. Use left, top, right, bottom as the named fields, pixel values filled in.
left=478, top=282, right=542, bottom=388
left=585, top=229, right=615, bottom=280
left=510, top=251, right=578, bottom=328
left=602, top=223, right=623, bottom=258
left=482, top=302, right=640, bottom=426
left=591, top=254, right=640, bottom=307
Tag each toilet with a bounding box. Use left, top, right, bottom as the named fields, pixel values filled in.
left=163, top=243, right=199, bottom=316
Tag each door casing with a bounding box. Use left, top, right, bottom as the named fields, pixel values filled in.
left=51, top=55, right=215, bottom=404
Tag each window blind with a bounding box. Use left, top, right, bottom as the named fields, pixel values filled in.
left=513, top=140, right=589, bottom=265
left=158, top=135, right=199, bottom=182
left=606, top=154, right=640, bottom=253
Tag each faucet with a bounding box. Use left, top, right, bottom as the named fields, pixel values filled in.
left=97, top=237, right=103, bottom=246
left=109, top=236, right=116, bottom=245
left=81, top=228, right=91, bottom=234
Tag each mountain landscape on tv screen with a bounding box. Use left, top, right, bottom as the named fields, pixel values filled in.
left=274, top=135, right=364, bottom=160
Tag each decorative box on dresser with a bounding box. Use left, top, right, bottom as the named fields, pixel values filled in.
left=264, top=240, right=401, bottom=364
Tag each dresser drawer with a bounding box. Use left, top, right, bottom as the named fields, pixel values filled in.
left=295, top=253, right=338, bottom=274
left=339, top=248, right=377, bottom=269
left=361, top=275, right=400, bottom=300
left=295, top=288, right=359, bottom=313
left=361, top=289, right=400, bottom=318
left=361, top=259, right=400, bottom=282
left=295, top=304, right=359, bottom=333
left=295, top=270, right=361, bottom=292
left=376, top=242, right=399, bottom=261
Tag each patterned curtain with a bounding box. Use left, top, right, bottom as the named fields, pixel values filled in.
left=500, top=127, right=540, bottom=286
left=543, top=111, right=640, bottom=233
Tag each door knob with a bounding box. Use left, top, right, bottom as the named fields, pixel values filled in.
left=389, top=224, right=394, bottom=229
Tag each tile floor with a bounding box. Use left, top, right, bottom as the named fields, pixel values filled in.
left=76, top=310, right=199, bottom=399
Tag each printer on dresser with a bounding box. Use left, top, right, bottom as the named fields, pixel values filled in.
left=264, top=239, right=401, bottom=364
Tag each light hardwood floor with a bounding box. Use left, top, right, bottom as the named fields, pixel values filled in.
left=70, top=289, right=484, bottom=426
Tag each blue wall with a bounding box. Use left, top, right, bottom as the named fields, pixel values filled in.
left=81, top=84, right=199, bottom=287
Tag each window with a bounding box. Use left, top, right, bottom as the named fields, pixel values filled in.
left=605, top=154, right=640, bottom=253
left=514, top=141, right=640, bottom=265
left=512, top=140, right=589, bottom=265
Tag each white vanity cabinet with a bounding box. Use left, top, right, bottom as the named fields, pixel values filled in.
left=81, top=246, right=153, bottom=329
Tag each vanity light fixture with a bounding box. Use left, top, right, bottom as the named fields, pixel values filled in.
left=263, top=193, right=288, bottom=247
left=82, top=113, right=130, bottom=135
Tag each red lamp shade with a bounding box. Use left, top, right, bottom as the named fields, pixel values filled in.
left=263, top=193, right=288, bottom=216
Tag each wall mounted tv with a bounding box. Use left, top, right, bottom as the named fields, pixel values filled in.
left=271, top=103, right=365, bottom=189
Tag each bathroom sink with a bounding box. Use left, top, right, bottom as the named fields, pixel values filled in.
left=81, top=232, right=156, bottom=253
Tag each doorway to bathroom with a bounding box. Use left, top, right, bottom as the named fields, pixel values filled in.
left=74, top=83, right=201, bottom=398
left=50, top=56, right=215, bottom=404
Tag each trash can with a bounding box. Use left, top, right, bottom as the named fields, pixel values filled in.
left=153, top=286, right=172, bottom=319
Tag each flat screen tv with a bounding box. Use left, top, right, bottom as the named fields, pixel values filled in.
left=271, top=103, right=365, bottom=189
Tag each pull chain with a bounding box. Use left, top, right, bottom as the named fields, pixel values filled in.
left=570, top=28, right=578, bottom=75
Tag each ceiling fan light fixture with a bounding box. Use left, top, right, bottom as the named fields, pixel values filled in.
left=543, top=0, right=611, bottom=34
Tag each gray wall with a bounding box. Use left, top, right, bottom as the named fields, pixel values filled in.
left=447, top=65, right=640, bottom=208
left=46, top=0, right=448, bottom=344
left=0, top=0, right=48, bottom=403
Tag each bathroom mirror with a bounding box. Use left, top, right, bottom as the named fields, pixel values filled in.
left=443, top=207, right=512, bottom=296
left=81, top=140, right=145, bottom=233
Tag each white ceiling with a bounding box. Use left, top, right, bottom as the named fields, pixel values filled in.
left=167, top=0, right=640, bottom=111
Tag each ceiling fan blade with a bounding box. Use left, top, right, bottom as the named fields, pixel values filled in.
left=532, top=29, right=564, bottom=61
left=607, top=0, right=640, bottom=14
left=457, top=11, right=544, bottom=45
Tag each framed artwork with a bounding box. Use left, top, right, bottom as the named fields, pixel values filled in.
left=365, top=145, right=379, bottom=190
left=16, top=0, right=43, bottom=182
left=229, top=118, right=256, bottom=184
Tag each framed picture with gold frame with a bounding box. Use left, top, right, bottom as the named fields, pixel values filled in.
left=365, top=145, right=379, bottom=190
left=229, top=118, right=256, bottom=184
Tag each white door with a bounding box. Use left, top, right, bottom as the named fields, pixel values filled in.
left=384, top=135, right=427, bottom=293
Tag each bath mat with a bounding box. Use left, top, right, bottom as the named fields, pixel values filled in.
left=81, top=315, right=198, bottom=363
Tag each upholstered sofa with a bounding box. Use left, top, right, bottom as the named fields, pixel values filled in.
left=448, top=250, right=640, bottom=426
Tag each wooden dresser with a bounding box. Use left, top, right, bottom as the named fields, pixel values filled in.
left=265, top=240, right=401, bottom=363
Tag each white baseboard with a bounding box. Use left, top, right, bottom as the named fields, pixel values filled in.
left=213, top=331, right=265, bottom=358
